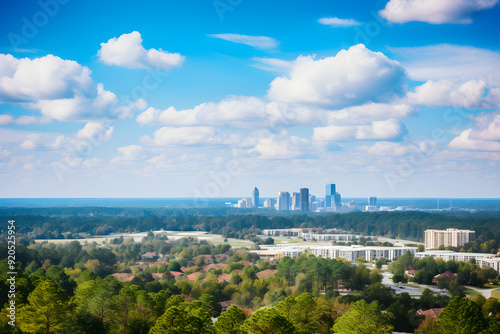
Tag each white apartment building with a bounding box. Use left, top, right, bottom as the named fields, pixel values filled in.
left=416, top=250, right=500, bottom=273
left=308, top=245, right=418, bottom=262
left=424, top=228, right=475, bottom=249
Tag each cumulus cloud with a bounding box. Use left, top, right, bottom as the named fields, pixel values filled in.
left=140, top=126, right=217, bottom=146
left=318, top=17, right=361, bottom=27
left=470, top=110, right=500, bottom=140
left=267, top=44, right=407, bottom=107
left=111, top=145, right=147, bottom=163
left=379, top=0, right=498, bottom=24
left=75, top=122, right=114, bottom=143
left=313, top=119, right=406, bottom=141
left=137, top=97, right=271, bottom=128
left=0, top=54, right=146, bottom=121
left=389, top=44, right=500, bottom=82
left=208, top=33, right=278, bottom=50
left=28, top=83, right=143, bottom=121
left=250, top=131, right=311, bottom=159
left=406, top=79, right=489, bottom=108
left=449, top=110, right=500, bottom=151
left=0, top=54, right=92, bottom=102
left=449, top=129, right=500, bottom=151
left=98, top=31, right=185, bottom=70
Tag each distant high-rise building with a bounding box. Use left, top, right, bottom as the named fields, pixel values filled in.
left=252, top=187, right=259, bottom=208
left=264, top=198, right=276, bottom=208
left=292, top=192, right=300, bottom=211
left=325, top=184, right=336, bottom=208
left=300, top=188, right=309, bottom=212
left=369, top=197, right=377, bottom=206
left=425, top=228, right=475, bottom=250
left=278, top=192, right=290, bottom=211
left=237, top=198, right=249, bottom=208
left=334, top=193, right=342, bottom=209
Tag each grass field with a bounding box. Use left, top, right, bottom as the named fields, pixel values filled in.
left=464, top=288, right=478, bottom=297
left=491, top=289, right=500, bottom=298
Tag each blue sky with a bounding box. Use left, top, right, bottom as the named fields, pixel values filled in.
left=1, top=0, right=500, bottom=198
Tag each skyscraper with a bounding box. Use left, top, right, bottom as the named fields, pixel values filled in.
left=334, top=193, right=342, bottom=209
left=325, top=184, right=336, bottom=208
left=299, top=188, right=309, bottom=212
left=369, top=197, right=377, bottom=206
left=252, top=187, right=259, bottom=208
left=278, top=191, right=290, bottom=211
left=292, top=192, right=300, bottom=210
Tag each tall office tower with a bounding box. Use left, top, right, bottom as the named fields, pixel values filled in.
left=325, top=184, right=336, bottom=208
left=292, top=192, right=300, bottom=210
left=334, top=193, right=342, bottom=209
left=310, top=195, right=316, bottom=211
left=424, top=228, right=475, bottom=250
left=299, top=188, right=309, bottom=212
left=278, top=191, right=290, bottom=211
left=369, top=197, right=378, bottom=206
left=252, top=187, right=259, bottom=208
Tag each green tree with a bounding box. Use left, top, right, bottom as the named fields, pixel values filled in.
left=331, top=300, right=394, bottom=334
left=241, top=308, right=296, bottom=334
left=215, top=306, right=246, bottom=334
left=150, top=302, right=215, bottom=334
left=18, top=280, right=74, bottom=334
left=436, top=296, right=487, bottom=334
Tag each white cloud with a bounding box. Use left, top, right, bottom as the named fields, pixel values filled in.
left=140, top=126, right=217, bottom=146
left=0, top=54, right=146, bottom=121
left=326, top=103, right=414, bottom=125
left=29, top=83, right=144, bottom=121
left=0, top=54, right=92, bottom=102
left=208, top=33, right=278, bottom=50
left=137, top=96, right=272, bottom=128
left=406, top=79, right=489, bottom=108
left=98, top=31, right=184, bottom=70
left=358, top=141, right=430, bottom=156
left=0, top=146, right=11, bottom=159
left=0, top=114, right=51, bottom=125
left=250, top=131, right=311, bottom=159
left=267, top=44, right=407, bottom=107
left=318, top=17, right=361, bottom=27
left=380, top=0, right=498, bottom=24
left=389, top=44, right=500, bottom=82
left=251, top=57, right=292, bottom=74
left=313, top=119, right=406, bottom=141
left=449, top=129, right=500, bottom=151
left=112, top=145, right=146, bottom=163
left=76, top=122, right=114, bottom=143
left=469, top=110, right=500, bottom=140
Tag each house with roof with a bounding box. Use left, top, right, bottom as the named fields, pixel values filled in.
left=432, top=271, right=457, bottom=284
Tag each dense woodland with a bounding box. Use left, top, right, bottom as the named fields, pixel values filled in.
left=2, top=209, right=500, bottom=254
left=1, top=234, right=500, bottom=333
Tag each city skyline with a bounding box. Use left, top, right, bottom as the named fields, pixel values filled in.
left=1, top=1, right=500, bottom=198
